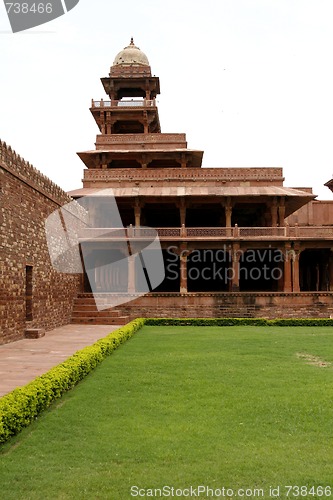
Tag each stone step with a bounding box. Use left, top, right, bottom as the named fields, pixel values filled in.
left=72, top=310, right=122, bottom=318
left=71, top=316, right=130, bottom=325
left=72, top=304, right=101, bottom=312
left=73, top=298, right=125, bottom=307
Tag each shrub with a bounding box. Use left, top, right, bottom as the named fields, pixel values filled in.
left=144, top=317, right=333, bottom=327
left=0, top=319, right=145, bottom=445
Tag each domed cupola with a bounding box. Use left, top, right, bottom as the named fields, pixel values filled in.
left=101, top=38, right=160, bottom=103
left=110, top=38, right=152, bottom=79
left=113, top=38, right=150, bottom=67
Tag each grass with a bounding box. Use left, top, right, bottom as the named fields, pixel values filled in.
left=0, top=326, right=333, bottom=499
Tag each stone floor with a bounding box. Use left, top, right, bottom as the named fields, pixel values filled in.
left=0, top=324, right=121, bottom=398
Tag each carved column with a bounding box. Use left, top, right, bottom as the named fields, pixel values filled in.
left=106, top=111, right=111, bottom=135
left=278, top=197, right=286, bottom=226
left=101, top=152, right=108, bottom=169
left=180, top=243, right=188, bottom=294
left=271, top=197, right=278, bottom=227
left=128, top=255, right=136, bottom=294
left=143, top=112, right=149, bottom=133
left=225, top=206, right=232, bottom=228
left=181, top=153, right=187, bottom=168
left=178, top=198, right=186, bottom=227
left=224, top=198, right=233, bottom=237
left=231, top=243, right=240, bottom=291
left=292, top=245, right=300, bottom=292
left=283, top=243, right=293, bottom=292
left=134, top=199, right=141, bottom=227
left=329, top=250, right=333, bottom=291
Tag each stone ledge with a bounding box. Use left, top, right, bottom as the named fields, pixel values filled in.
left=24, top=328, right=45, bottom=339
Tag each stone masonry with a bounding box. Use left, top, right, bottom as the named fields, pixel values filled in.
left=0, top=140, right=81, bottom=344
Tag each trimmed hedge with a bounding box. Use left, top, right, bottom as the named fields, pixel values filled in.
left=0, top=319, right=144, bottom=445
left=1, top=316, right=332, bottom=445
left=144, top=317, right=333, bottom=327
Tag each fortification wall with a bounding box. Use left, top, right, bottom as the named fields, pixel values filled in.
left=0, top=140, right=81, bottom=344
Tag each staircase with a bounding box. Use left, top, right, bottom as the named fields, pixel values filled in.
left=71, top=294, right=130, bottom=325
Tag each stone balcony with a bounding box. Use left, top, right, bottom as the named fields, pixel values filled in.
left=91, top=99, right=156, bottom=108
left=78, top=225, right=333, bottom=242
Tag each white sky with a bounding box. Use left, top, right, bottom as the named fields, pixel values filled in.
left=1, top=0, right=333, bottom=199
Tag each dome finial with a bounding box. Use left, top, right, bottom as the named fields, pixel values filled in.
left=130, top=37, right=134, bottom=45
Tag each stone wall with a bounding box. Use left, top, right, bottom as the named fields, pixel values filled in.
left=119, top=292, right=333, bottom=319
left=0, top=140, right=81, bottom=344
left=286, top=199, right=333, bottom=226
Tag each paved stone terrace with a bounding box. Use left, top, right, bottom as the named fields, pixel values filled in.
left=0, top=324, right=121, bottom=398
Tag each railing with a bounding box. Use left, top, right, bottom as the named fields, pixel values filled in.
left=238, top=227, right=286, bottom=238
left=91, top=99, right=156, bottom=108
left=79, top=226, right=333, bottom=241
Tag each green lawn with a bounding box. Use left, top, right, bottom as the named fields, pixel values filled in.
left=0, top=326, right=333, bottom=500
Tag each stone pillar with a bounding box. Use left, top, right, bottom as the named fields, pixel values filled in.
left=224, top=198, right=233, bottom=237
left=180, top=243, right=188, bottom=294
left=292, top=247, right=300, bottom=292
left=101, top=152, right=108, bottom=169
left=128, top=255, right=136, bottom=294
left=329, top=250, right=333, bottom=291
left=231, top=243, right=240, bottom=291
left=179, top=199, right=186, bottom=227
left=283, top=243, right=293, bottom=292
left=225, top=206, right=232, bottom=227
left=278, top=198, right=286, bottom=226
left=271, top=197, right=278, bottom=227
left=143, top=113, right=149, bottom=133
left=134, top=203, right=141, bottom=227
left=106, top=111, right=111, bottom=135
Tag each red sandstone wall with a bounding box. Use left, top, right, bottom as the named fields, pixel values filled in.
left=119, top=292, right=333, bottom=319
left=0, top=141, right=81, bottom=344
left=287, top=200, right=333, bottom=226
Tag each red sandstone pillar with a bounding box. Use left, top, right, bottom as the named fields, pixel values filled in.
left=225, top=206, right=232, bottom=228
left=284, top=244, right=293, bottom=292
left=128, top=255, right=136, bottom=294
left=134, top=206, right=141, bottom=227
left=231, top=244, right=240, bottom=291
left=329, top=251, right=333, bottom=291
left=179, top=243, right=188, bottom=294
left=292, top=248, right=300, bottom=292
left=180, top=253, right=187, bottom=293
left=278, top=200, right=285, bottom=226
left=180, top=206, right=186, bottom=227
left=271, top=198, right=278, bottom=227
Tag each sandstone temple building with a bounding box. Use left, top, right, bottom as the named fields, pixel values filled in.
left=1, top=39, right=333, bottom=343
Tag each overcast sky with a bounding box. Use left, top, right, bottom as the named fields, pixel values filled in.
left=1, top=0, right=333, bottom=199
